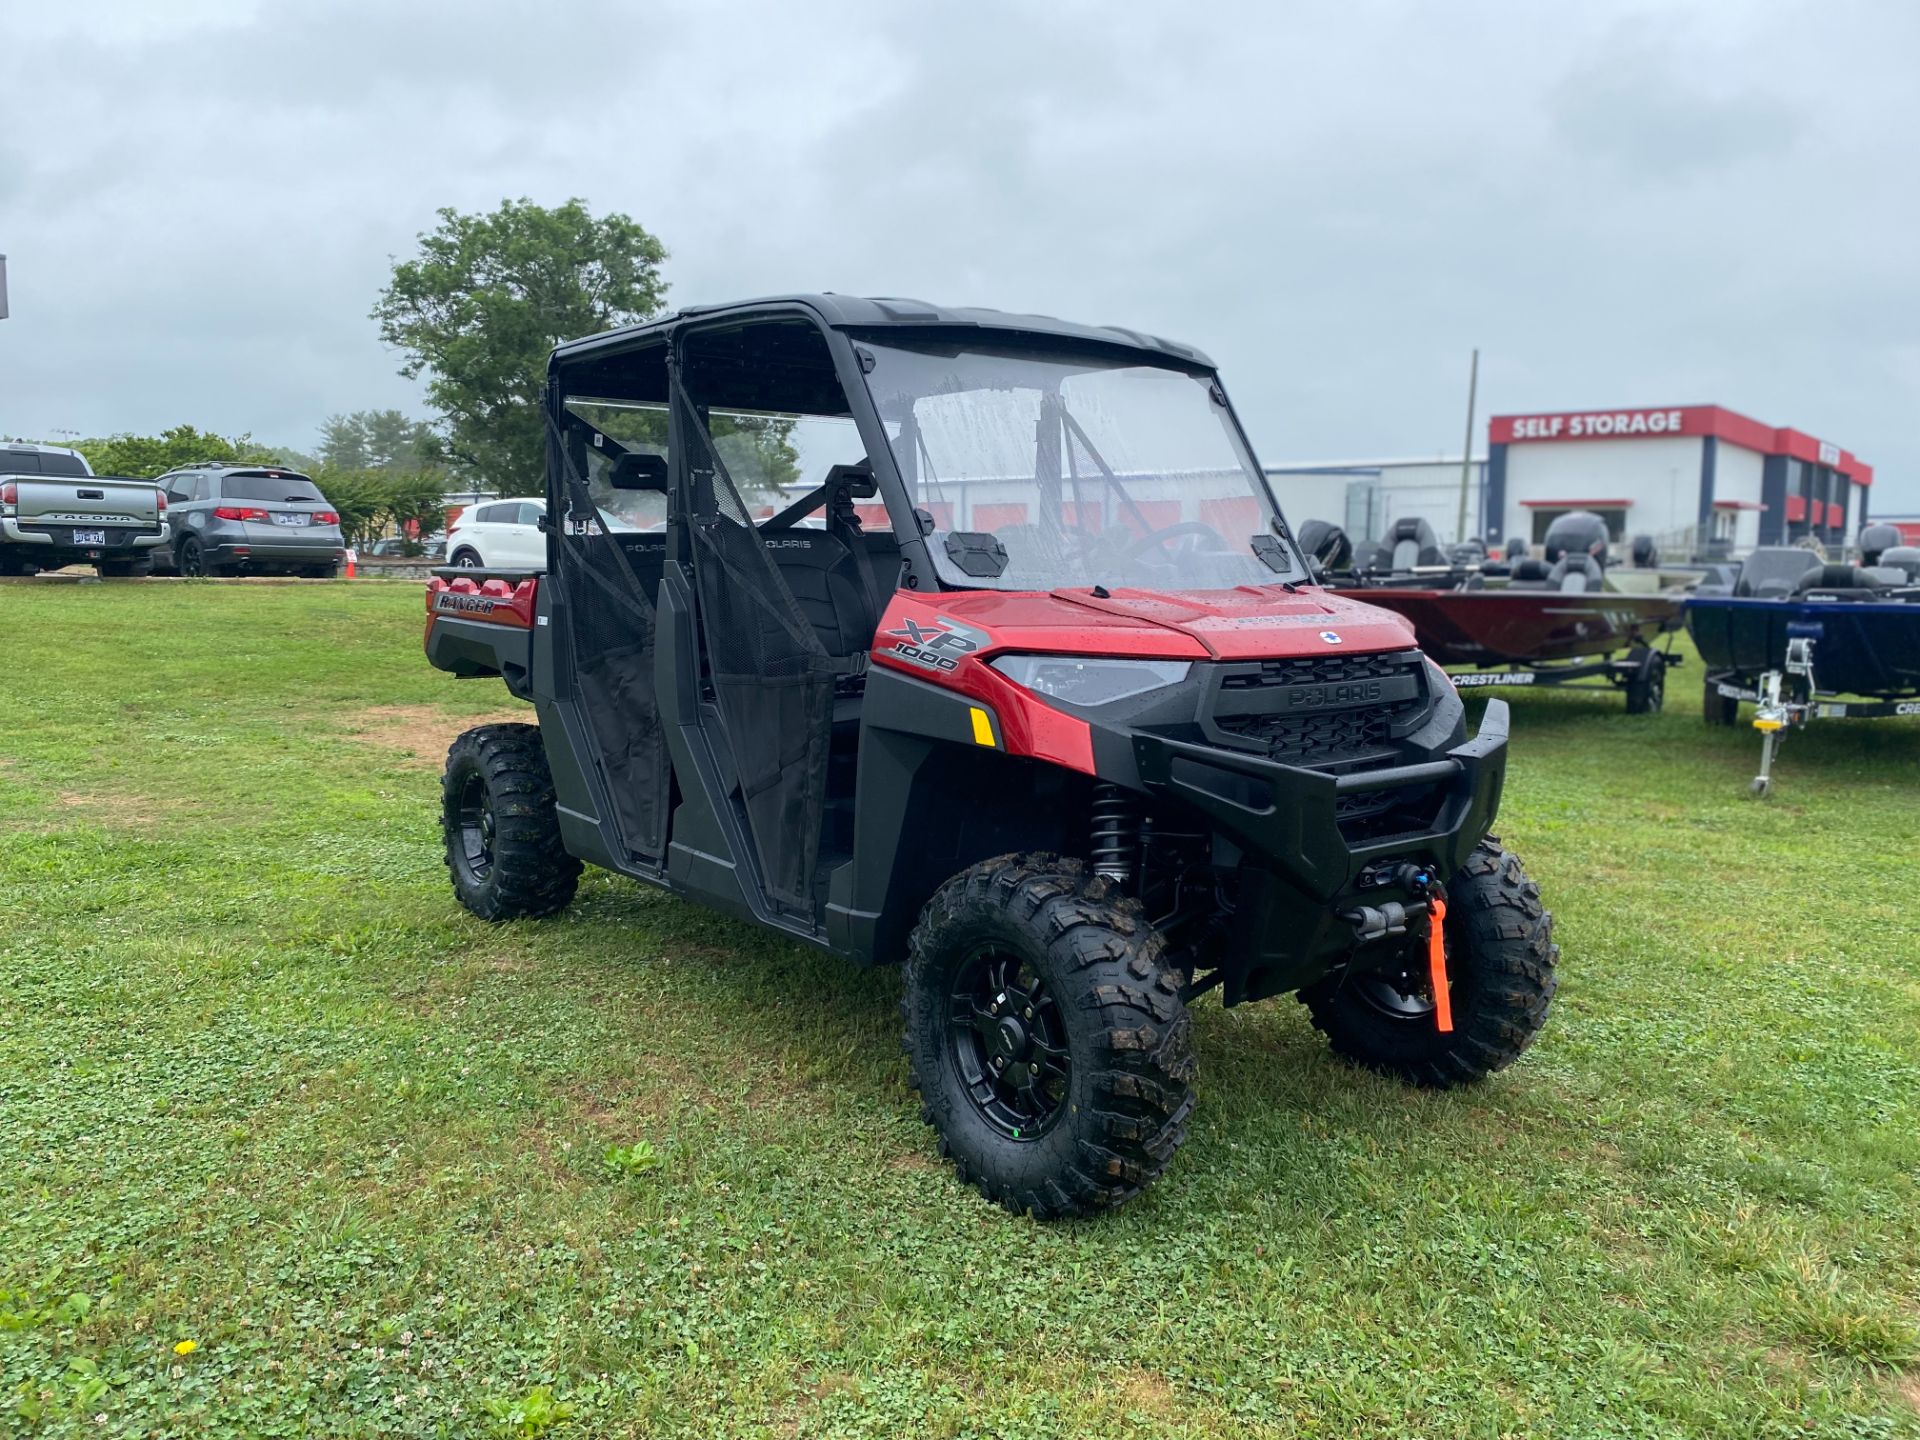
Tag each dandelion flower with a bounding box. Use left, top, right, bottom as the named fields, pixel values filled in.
left=173, top=1340, right=198, bottom=1356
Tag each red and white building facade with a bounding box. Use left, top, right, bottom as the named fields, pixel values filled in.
left=1487, top=404, right=1874, bottom=557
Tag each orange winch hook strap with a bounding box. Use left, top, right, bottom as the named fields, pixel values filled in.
left=1426, top=894, right=1453, bottom=1034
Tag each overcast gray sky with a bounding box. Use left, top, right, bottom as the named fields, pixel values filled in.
left=3, top=0, right=1916, bottom=509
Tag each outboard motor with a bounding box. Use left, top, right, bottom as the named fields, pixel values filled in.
left=1542, top=511, right=1610, bottom=567
left=1858, top=523, right=1902, bottom=567
left=1630, top=534, right=1659, bottom=569
left=1294, top=518, right=1354, bottom=576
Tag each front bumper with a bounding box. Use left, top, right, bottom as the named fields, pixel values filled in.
left=1133, top=698, right=1508, bottom=901
left=1134, top=699, right=1510, bottom=1004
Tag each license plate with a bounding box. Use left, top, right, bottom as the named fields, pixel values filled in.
left=272, top=512, right=308, bottom=527
left=72, top=529, right=107, bottom=546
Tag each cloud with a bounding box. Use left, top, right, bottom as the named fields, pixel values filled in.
left=0, top=0, right=1915, bottom=509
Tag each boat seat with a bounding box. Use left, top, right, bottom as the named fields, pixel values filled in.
left=1382, top=517, right=1446, bottom=571
left=1353, top=540, right=1391, bottom=573
left=1877, top=547, right=1920, bottom=582
left=1735, top=547, right=1823, bottom=599
left=1796, top=563, right=1873, bottom=597
left=1858, top=523, right=1901, bottom=567
left=1546, top=554, right=1604, bottom=592
left=1506, top=557, right=1553, bottom=589
left=1859, top=565, right=1908, bottom=588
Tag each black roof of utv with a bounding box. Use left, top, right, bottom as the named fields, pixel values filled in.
left=550, top=294, right=1215, bottom=369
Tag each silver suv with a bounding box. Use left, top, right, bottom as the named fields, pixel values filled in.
left=154, top=464, right=346, bottom=578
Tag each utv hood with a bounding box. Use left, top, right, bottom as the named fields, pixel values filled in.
left=918, top=584, right=1419, bottom=661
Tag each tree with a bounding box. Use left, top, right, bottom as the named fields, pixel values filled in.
left=372, top=199, right=669, bottom=489
left=316, top=468, right=452, bottom=550
left=70, top=425, right=283, bottom=479
left=317, top=410, right=440, bottom=472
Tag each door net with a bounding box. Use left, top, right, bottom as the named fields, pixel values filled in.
left=674, top=382, right=834, bottom=914
left=547, top=410, right=672, bottom=862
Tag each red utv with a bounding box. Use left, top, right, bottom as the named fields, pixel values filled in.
left=424, top=296, right=1557, bottom=1217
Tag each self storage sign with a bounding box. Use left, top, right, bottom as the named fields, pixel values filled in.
left=1503, top=409, right=1687, bottom=441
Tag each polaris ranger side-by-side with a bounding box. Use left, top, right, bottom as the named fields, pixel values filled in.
left=425, top=297, right=1556, bottom=1217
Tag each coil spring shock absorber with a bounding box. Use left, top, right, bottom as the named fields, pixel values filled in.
left=1090, top=783, right=1141, bottom=888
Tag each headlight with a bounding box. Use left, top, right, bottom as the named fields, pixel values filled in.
left=991, top=655, right=1191, bottom=706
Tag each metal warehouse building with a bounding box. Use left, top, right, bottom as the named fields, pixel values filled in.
left=1269, top=404, right=1874, bottom=560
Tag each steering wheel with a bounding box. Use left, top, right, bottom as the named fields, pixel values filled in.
left=1122, top=520, right=1232, bottom=558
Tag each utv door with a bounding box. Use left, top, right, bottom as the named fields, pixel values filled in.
left=670, top=316, right=879, bottom=923
left=543, top=363, right=677, bottom=869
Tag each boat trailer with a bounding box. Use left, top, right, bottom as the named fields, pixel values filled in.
left=1710, top=627, right=1920, bottom=797
left=1446, top=643, right=1680, bottom=714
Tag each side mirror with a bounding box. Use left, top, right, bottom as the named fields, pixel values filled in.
left=609, top=452, right=669, bottom=492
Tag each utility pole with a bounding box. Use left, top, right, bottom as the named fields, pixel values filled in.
left=1454, top=348, right=1479, bottom=545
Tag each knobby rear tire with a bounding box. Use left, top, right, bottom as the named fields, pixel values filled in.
left=442, top=723, right=581, bottom=921
left=902, top=853, right=1196, bottom=1220
left=1300, top=837, right=1556, bottom=1088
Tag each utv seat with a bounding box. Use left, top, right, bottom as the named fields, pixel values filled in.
left=765, top=531, right=885, bottom=663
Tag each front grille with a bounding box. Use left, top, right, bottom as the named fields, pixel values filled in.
left=1217, top=705, right=1397, bottom=762
left=1211, top=648, right=1430, bottom=767
left=1220, top=649, right=1423, bottom=690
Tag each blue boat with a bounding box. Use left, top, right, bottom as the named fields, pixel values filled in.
left=1684, top=531, right=1920, bottom=793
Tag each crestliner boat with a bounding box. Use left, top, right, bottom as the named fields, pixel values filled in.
left=1685, top=524, right=1920, bottom=794
left=1303, top=512, right=1686, bottom=713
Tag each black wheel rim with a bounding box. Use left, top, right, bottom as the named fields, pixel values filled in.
left=948, top=947, right=1071, bottom=1140
left=181, top=541, right=203, bottom=577
left=1354, top=926, right=1454, bottom=1024
left=455, top=772, right=495, bottom=882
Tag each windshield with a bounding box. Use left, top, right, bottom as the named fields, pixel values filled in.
left=859, top=339, right=1300, bottom=591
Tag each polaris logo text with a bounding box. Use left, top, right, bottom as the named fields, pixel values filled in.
left=1285, top=681, right=1382, bottom=709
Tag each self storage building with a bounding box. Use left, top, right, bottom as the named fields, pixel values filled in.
left=1486, top=404, right=1873, bottom=558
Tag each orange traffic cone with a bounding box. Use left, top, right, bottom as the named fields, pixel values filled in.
left=345, top=547, right=357, bottom=578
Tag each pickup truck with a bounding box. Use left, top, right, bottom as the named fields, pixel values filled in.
left=0, top=441, right=170, bottom=577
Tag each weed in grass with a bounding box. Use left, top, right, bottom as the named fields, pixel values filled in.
left=483, top=1385, right=577, bottom=1436
left=602, top=1140, right=663, bottom=1179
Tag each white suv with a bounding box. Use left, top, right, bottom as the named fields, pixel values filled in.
left=446, top=497, right=546, bottom=570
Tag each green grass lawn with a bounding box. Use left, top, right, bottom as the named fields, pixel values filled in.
left=2, top=582, right=1917, bottom=1439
